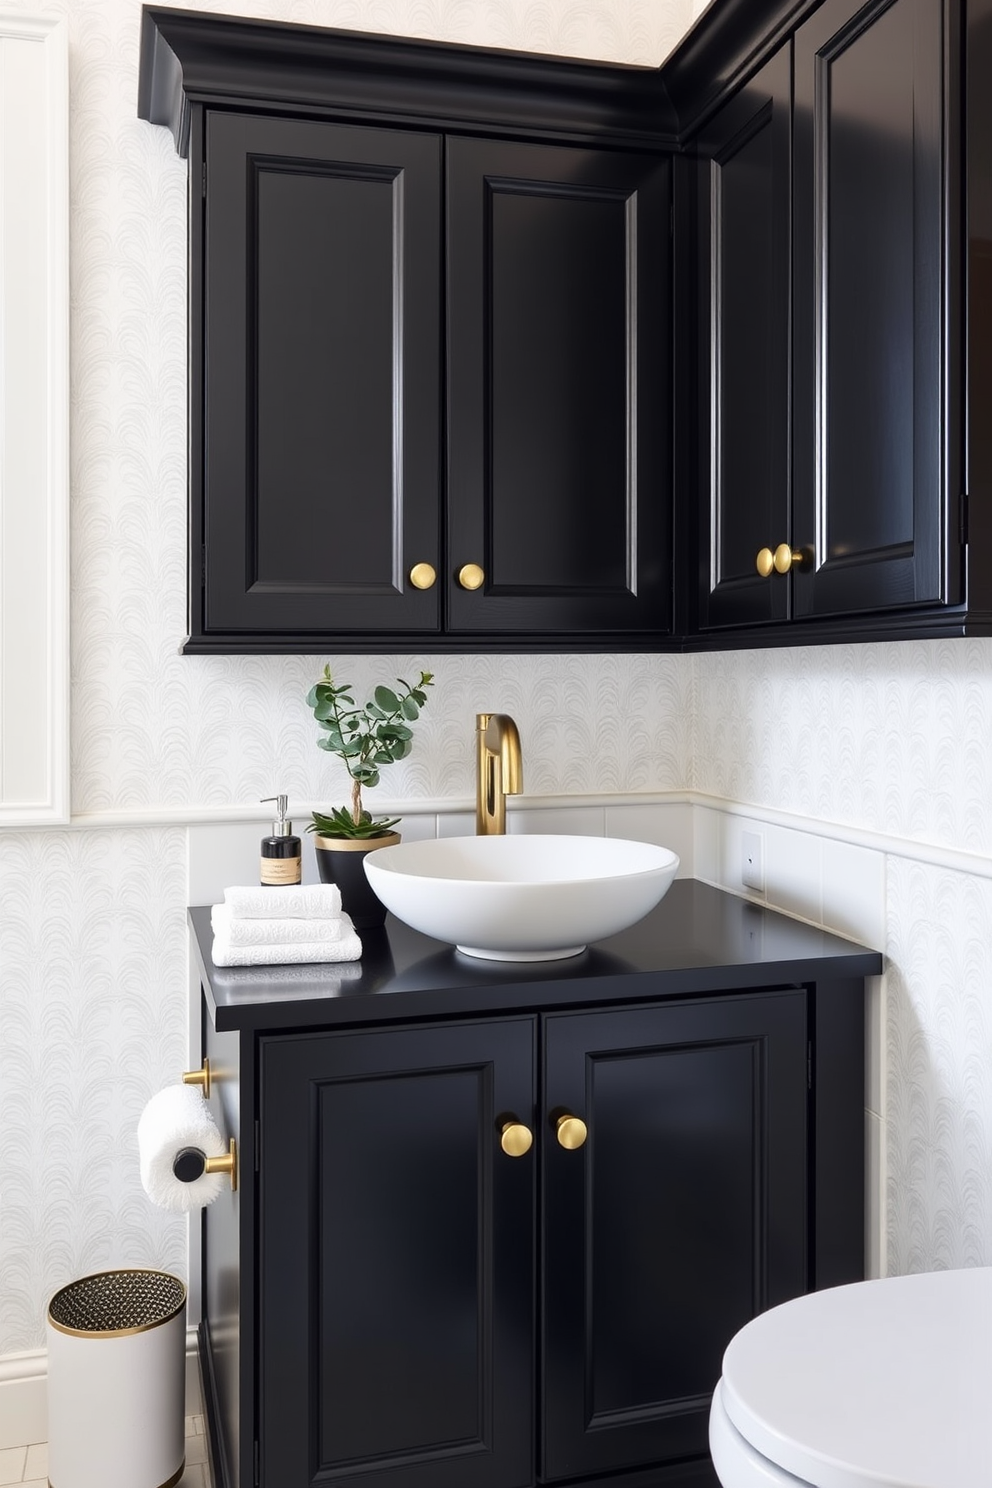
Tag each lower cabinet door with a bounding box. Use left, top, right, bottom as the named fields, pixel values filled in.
left=258, top=1018, right=536, bottom=1488
left=540, top=991, right=808, bottom=1481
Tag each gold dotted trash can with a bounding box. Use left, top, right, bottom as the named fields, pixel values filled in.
left=47, top=1269, right=187, bottom=1488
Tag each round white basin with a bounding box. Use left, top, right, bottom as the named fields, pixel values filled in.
left=364, top=834, right=680, bottom=961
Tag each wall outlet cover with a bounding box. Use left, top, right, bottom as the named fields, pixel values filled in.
left=742, top=830, right=765, bottom=892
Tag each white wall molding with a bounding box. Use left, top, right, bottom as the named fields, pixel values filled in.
left=0, top=14, right=69, bottom=825
left=686, top=790, right=992, bottom=883
left=29, top=788, right=992, bottom=886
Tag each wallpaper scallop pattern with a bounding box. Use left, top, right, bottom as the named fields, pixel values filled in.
left=0, top=827, right=189, bottom=1351
left=885, top=858, right=992, bottom=1274
left=692, top=640, right=992, bottom=856
left=3, top=0, right=992, bottom=1366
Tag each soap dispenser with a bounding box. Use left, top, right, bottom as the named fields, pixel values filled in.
left=259, top=795, right=302, bottom=886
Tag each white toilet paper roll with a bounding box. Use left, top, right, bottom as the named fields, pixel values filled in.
left=137, top=1085, right=228, bottom=1213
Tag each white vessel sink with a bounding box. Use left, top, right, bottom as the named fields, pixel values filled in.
left=364, top=834, right=680, bottom=961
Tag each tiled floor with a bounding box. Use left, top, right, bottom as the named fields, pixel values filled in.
left=0, top=1413, right=210, bottom=1486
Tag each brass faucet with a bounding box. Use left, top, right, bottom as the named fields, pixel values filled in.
left=476, top=713, right=523, bottom=835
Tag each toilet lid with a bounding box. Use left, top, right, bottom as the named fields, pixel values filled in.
left=720, top=1268, right=992, bottom=1488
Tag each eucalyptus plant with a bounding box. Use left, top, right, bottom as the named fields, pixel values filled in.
left=305, top=665, right=434, bottom=838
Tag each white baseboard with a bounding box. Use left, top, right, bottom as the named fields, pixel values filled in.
left=0, top=1330, right=201, bottom=1450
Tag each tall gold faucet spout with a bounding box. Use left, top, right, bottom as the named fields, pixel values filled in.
left=476, top=713, right=523, bottom=835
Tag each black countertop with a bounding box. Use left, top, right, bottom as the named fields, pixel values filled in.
left=190, top=880, right=883, bottom=1033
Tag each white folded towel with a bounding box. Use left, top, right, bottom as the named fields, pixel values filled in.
left=211, top=913, right=362, bottom=967
left=211, top=903, right=345, bottom=946
left=223, top=883, right=342, bottom=919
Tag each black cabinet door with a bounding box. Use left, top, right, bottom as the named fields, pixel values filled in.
left=258, top=1018, right=535, bottom=1488
left=541, top=991, right=807, bottom=1481
left=199, top=114, right=442, bottom=639
left=446, top=138, right=672, bottom=636
left=695, top=46, right=792, bottom=631
left=792, top=0, right=948, bottom=618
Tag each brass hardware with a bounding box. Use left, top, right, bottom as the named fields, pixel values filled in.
left=773, top=542, right=804, bottom=574
left=182, top=1059, right=211, bottom=1099
left=204, top=1138, right=238, bottom=1191
left=409, top=562, right=437, bottom=590
left=555, top=1114, right=588, bottom=1150
left=756, top=544, right=807, bottom=577
left=476, top=712, right=523, bottom=836
left=500, top=1121, right=533, bottom=1157
left=458, top=563, right=485, bottom=591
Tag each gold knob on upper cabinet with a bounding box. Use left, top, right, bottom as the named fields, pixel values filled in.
left=756, top=547, right=775, bottom=578
left=409, top=562, right=437, bottom=590
left=458, top=563, right=485, bottom=591
left=772, top=543, right=805, bottom=574
left=500, top=1120, right=533, bottom=1157
left=555, top=1114, right=588, bottom=1150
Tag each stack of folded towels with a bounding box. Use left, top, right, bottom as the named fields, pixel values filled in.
left=210, top=883, right=362, bottom=967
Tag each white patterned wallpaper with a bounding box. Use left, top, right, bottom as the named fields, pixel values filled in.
left=1, top=0, right=991, bottom=1375
left=692, top=641, right=992, bottom=855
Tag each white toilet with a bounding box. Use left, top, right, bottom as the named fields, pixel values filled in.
left=709, top=1267, right=992, bottom=1488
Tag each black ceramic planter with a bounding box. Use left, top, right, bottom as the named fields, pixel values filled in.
left=313, top=832, right=400, bottom=929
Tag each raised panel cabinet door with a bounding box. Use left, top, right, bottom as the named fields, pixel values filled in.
left=695, top=45, right=792, bottom=631
left=792, top=0, right=948, bottom=617
left=541, top=991, right=807, bottom=1481
left=258, top=1018, right=536, bottom=1488
left=200, top=114, right=442, bottom=638
left=446, top=137, right=672, bottom=636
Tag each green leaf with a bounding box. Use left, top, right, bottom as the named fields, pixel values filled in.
left=374, top=686, right=401, bottom=714
left=400, top=695, right=419, bottom=720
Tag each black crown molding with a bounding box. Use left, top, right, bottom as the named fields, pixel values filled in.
left=137, top=5, right=679, bottom=156
left=660, top=0, right=826, bottom=138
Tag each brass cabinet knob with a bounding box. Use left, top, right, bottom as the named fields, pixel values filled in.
left=500, top=1120, right=533, bottom=1157
left=408, top=562, right=437, bottom=590
left=182, top=1059, right=211, bottom=1099
left=773, top=542, right=804, bottom=574
left=555, top=1114, right=588, bottom=1150
left=458, top=563, right=485, bottom=591
left=756, top=544, right=807, bottom=577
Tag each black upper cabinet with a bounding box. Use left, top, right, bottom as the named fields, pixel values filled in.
left=694, top=45, right=792, bottom=632
left=138, top=8, right=675, bottom=653
left=693, top=0, right=952, bottom=639
left=791, top=0, right=946, bottom=622
left=446, top=140, right=671, bottom=636
left=202, top=114, right=442, bottom=638
left=139, top=0, right=992, bottom=653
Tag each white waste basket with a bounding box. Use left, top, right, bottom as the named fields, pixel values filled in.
left=47, top=1268, right=187, bottom=1488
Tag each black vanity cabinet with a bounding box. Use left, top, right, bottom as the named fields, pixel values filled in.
left=692, top=0, right=952, bottom=640
left=189, top=882, right=881, bottom=1488
left=138, top=8, right=675, bottom=653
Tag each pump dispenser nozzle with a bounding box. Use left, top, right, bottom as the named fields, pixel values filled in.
left=261, top=794, right=291, bottom=836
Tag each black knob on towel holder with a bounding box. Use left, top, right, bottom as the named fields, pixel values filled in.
left=173, top=1147, right=206, bottom=1183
